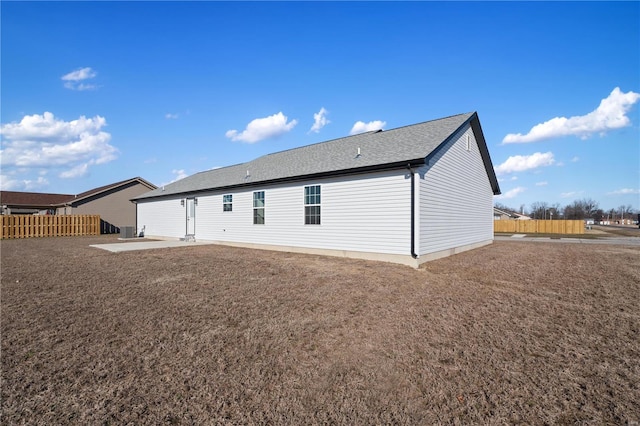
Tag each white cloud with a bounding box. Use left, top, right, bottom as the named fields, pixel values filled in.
left=536, top=181, right=548, bottom=186
left=0, top=173, right=49, bottom=191
left=161, top=169, right=188, bottom=186
left=23, top=176, right=50, bottom=189
left=494, top=152, right=555, bottom=175
left=62, top=67, right=96, bottom=81
left=59, top=163, right=89, bottom=179
left=226, top=112, right=297, bottom=143
left=561, top=191, right=584, bottom=198
left=0, top=112, right=118, bottom=180
left=309, top=107, right=330, bottom=133
left=350, top=120, right=386, bottom=135
left=571, top=156, right=580, bottom=162
left=173, top=169, right=188, bottom=180
left=495, top=186, right=526, bottom=200
left=61, top=67, right=98, bottom=91
left=0, top=174, right=20, bottom=190
left=608, top=188, right=640, bottom=195
left=503, top=87, right=640, bottom=144
left=498, top=176, right=519, bottom=183
left=165, top=113, right=179, bottom=120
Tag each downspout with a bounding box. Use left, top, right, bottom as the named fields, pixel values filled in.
left=408, top=164, right=418, bottom=259
left=133, top=201, right=137, bottom=237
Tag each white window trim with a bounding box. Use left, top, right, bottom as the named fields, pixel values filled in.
left=304, top=185, right=321, bottom=225
left=253, top=191, right=265, bottom=225
left=223, top=194, right=233, bottom=212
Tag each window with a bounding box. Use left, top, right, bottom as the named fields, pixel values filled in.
left=304, top=185, right=321, bottom=225
left=223, top=194, right=232, bottom=212
left=253, top=191, right=265, bottom=224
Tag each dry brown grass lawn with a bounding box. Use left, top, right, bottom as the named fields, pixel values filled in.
left=590, top=224, right=640, bottom=238
left=2, top=236, right=639, bottom=424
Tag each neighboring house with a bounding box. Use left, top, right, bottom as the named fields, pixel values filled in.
left=494, top=207, right=515, bottom=220
left=1, top=177, right=156, bottom=233
left=0, top=192, right=72, bottom=215
left=132, top=112, right=501, bottom=267
left=493, top=207, right=532, bottom=220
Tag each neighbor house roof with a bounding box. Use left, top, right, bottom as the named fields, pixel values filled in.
left=493, top=207, right=532, bottom=220
left=1, top=177, right=157, bottom=208
left=0, top=191, right=73, bottom=208
left=70, top=177, right=157, bottom=204
left=133, top=112, right=500, bottom=201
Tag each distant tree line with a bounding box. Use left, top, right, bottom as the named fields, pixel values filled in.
left=495, top=199, right=639, bottom=221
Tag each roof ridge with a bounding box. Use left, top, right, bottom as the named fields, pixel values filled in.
left=258, top=130, right=380, bottom=159
left=380, top=111, right=475, bottom=134
left=261, top=112, right=475, bottom=158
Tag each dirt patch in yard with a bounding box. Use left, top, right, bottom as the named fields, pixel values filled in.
left=2, top=236, right=639, bottom=424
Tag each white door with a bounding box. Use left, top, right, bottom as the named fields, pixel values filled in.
left=186, top=198, right=196, bottom=236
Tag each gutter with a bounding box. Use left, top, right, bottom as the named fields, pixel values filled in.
left=408, top=164, right=418, bottom=259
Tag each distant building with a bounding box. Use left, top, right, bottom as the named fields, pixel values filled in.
left=1, top=177, right=156, bottom=233
left=493, top=207, right=531, bottom=220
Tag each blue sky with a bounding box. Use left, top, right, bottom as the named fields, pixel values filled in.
left=2, top=1, right=639, bottom=212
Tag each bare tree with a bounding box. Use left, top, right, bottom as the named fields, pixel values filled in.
left=619, top=204, right=634, bottom=221
left=593, top=209, right=604, bottom=222
left=561, top=198, right=600, bottom=220
left=530, top=201, right=549, bottom=220
left=563, top=204, right=576, bottom=220
left=494, top=202, right=515, bottom=213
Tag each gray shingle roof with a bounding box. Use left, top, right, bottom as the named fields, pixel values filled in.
left=134, top=112, right=500, bottom=201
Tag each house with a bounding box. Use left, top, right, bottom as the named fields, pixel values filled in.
left=0, top=191, right=73, bottom=215
left=132, top=112, right=501, bottom=267
left=1, top=177, right=156, bottom=233
left=493, top=207, right=532, bottom=220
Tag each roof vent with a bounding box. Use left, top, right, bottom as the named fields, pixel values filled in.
left=355, top=147, right=361, bottom=158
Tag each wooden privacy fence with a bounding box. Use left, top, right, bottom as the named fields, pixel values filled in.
left=494, top=219, right=584, bottom=234
left=1, top=215, right=101, bottom=239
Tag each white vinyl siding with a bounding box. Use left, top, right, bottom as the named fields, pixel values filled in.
left=137, top=197, right=188, bottom=239
left=418, top=123, right=493, bottom=255
left=156, top=169, right=412, bottom=255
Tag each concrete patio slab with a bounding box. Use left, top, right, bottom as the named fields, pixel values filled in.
left=90, top=240, right=214, bottom=253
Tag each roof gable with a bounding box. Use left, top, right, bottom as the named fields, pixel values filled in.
left=71, top=177, right=157, bottom=204
left=134, top=112, right=500, bottom=200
